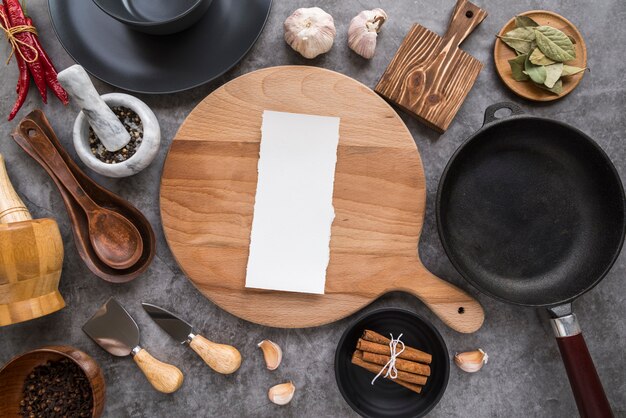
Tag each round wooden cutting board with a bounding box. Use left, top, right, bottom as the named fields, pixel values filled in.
left=160, top=66, right=484, bottom=332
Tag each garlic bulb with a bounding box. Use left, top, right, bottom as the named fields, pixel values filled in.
left=454, top=349, right=488, bottom=373
left=268, top=381, right=295, bottom=405
left=258, top=339, right=282, bottom=370
left=348, top=9, right=387, bottom=59
left=284, top=7, right=336, bottom=59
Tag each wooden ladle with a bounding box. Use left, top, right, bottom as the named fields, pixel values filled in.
left=18, top=120, right=143, bottom=270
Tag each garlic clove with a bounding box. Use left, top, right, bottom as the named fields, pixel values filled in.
left=348, top=8, right=388, bottom=59
left=258, top=339, right=282, bottom=370
left=284, top=7, right=336, bottom=59
left=268, top=381, right=295, bottom=405
left=454, top=348, right=488, bottom=373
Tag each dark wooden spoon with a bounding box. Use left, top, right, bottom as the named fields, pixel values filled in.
left=18, top=119, right=143, bottom=270
left=11, top=110, right=155, bottom=283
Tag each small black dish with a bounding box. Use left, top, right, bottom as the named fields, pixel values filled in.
left=335, top=308, right=449, bottom=418
left=92, top=0, right=212, bottom=35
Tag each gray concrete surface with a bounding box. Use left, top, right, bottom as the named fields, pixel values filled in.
left=1, top=0, right=625, bottom=417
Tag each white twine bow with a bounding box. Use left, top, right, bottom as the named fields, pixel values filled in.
left=371, top=333, right=405, bottom=385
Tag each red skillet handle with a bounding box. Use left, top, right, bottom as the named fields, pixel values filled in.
left=552, top=314, right=614, bottom=418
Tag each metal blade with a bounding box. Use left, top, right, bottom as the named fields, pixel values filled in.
left=141, top=303, right=193, bottom=344
left=82, top=298, right=140, bottom=357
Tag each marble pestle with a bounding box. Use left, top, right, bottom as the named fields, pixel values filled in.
left=57, top=65, right=130, bottom=152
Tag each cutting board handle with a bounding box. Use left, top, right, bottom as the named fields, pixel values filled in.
left=393, top=260, right=484, bottom=333
left=443, top=0, right=488, bottom=47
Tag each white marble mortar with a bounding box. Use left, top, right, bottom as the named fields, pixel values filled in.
left=73, top=93, right=160, bottom=178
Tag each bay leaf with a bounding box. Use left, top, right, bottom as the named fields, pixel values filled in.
left=544, top=63, right=563, bottom=88
left=534, top=26, right=576, bottom=62
left=529, top=47, right=556, bottom=65
left=505, top=26, right=536, bottom=41
left=561, top=65, right=586, bottom=76
left=515, top=15, right=539, bottom=28
left=498, top=27, right=536, bottom=54
left=524, top=56, right=547, bottom=84
left=518, top=41, right=537, bottom=55
left=508, top=54, right=529, bottom=81
left=535, top=79, right=563, bottom=95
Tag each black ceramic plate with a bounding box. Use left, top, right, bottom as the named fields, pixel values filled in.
left=48, top=0, right=271, bottom=94
left=335, top=309, right=449, bottom=418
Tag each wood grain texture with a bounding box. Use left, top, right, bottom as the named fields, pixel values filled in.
left=0, top=218, right=65, bottom=327
left=133, top=348, right=184, bottom=394
left=0, top=345, right=106, bottom=418
left=0, top=154, right=31, bottom=223
left=375, top=0, right=487, bottom=133
left=161, top=66, right=484, bottom=333
left=189, top=334, right=242, bottom=375
left=494, top=11, right=587, bottom=101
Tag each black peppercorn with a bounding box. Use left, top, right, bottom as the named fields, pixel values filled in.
left=19, top=358, right=93, bottom=418
left=88, top=106, right=143, bottom=164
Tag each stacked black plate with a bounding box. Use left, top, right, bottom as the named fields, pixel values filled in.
left=48, top=0, right=272, bottom=94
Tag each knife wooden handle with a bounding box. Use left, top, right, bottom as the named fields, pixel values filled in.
left=133, top=348, right=184, bottom=393
left=189, top=334, right=242, bottom=375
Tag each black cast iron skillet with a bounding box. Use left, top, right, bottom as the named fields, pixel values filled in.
left=437, top=102, right=624, bottom=418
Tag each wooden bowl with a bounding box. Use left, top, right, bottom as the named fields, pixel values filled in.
left=0, top=345, right=106, bottom=417
left=0, top=218, right=65, bottom=327
left=494, top=11, right=587, bottom=101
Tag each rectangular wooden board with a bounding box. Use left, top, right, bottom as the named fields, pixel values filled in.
left=375, top=24, right=483, bottom=133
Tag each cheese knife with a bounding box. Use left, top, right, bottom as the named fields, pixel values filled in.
left=142, top=302, right=242, bottom=374
left=83, top=298, right=184, bottom=393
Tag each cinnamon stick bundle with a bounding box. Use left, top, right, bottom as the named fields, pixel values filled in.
left=393, top=378, right=423, bottom=394
left=356, top=338, right=432, bottom=365
left=361, top=330, right=432, bottom=364
left=362, top=351, right=431, bottom=377
left=351, top=350, right=427, bottom=386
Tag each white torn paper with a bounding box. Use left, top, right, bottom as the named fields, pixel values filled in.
left=245, top=110, right=340, bottom=294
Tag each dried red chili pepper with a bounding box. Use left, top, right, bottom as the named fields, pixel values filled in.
left=0, top=4, right=29, bottom=120
left=4, top=0, right=47, bottom=103
left=25, top=16, right=69, bottom=105
left=8, top=51, right=29, bottom=120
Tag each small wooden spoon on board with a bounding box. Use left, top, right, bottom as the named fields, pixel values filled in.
left=17, top=120, right=143, bottom=270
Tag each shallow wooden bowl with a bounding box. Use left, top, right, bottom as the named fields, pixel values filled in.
left=494, top=10, right=587, bottom=101
left=0, top=345, right=106, bottom=417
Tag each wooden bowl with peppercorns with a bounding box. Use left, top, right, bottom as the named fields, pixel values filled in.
left=0, top=345, right=105, bottom=417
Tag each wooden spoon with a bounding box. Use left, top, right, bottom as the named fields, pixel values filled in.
left=18, top=120, right=143, bottom=270
left=11, top=110, right=155, bottom=282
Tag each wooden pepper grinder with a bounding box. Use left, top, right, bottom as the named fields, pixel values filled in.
left=0, top=153, right=65, bottom=326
